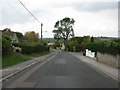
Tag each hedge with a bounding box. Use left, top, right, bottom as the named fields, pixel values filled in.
left=21, top=43, right=50, bottom=54
left=84, top=42, right=120, bottom=55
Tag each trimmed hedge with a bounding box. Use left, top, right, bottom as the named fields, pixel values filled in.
left=84, top=42, right=120, bottom=55
left=21, top=43, right=50, bottom=54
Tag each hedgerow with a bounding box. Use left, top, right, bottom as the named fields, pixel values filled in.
left=84, top=42, right=120, bottom=55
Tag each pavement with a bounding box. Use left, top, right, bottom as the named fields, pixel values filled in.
left=1, top=52, right=56, bottom=81
left=2, top=51, right=118, bottom=88
left=69, top=52, right=118, bottom=80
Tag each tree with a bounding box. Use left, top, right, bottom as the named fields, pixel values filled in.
left=70, top=37, right=84, bottom=44
left=83, top=36, right=90, bottom=43
left=90, top=36, right=94, bottom=42
left=23, top=31, right=39, bottom=43
left=15, top=32, right=23, bottom=39
left=52, top=17, right=75, bottom=50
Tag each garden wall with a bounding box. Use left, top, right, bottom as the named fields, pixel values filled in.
left=97, top=52, right=119, bottom=68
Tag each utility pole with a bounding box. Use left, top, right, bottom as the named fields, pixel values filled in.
left=41, top=23, right=43, bottom=43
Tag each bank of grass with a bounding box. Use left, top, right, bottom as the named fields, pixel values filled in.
left=2, top=52, right=31, bottom=69
left=30, top=51, right=51, bottom=57
left=2, top=51, right=54, bottom=69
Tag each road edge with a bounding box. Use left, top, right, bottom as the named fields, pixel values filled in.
left=1, top=52, right=57, bottom=82
left=68, top=52, right=118, bottom=81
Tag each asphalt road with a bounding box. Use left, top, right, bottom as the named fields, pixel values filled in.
left=3, top=51, right=118, bottom=88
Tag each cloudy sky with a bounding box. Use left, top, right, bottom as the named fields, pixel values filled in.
left=0, top=0, right=119, bottom=38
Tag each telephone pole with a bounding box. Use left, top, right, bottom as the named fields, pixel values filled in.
left=41, top=23, right=43, bottom=42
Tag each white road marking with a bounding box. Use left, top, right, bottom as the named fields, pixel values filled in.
left=1, top=68, right=21, bottom=71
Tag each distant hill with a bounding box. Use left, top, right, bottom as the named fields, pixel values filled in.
left=98, top=37, right=118, bottom=41
left=43, top=38, right=54, bottom=42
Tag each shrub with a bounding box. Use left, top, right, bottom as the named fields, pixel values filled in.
left=21, top=43, right=49, bottom=54
left=74, top=44, right=81, bottom=52
left=2, top=35, right=12, bottom=56
left=84, top=42, right=120, bottom=55
left=67, top=41, right=77, bottom=52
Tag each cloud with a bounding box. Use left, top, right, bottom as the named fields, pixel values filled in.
left=74, top=2, right=118, bottom=12
left=0, top=0, right=118, bottom=37
left=1, top=0, right=44, bottom=25
left=54, top=2, right=118, bottom=12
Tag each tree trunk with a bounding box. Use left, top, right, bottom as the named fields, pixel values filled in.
left=64, top=40, right=68, bottom=51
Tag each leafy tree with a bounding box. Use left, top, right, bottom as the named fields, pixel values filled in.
left=83, top=36, right=90, bottom=43
left=90, top=36, right=94, bottom=42
left=15, top=32, right=23, bottom=39
left=70, top=37, right=84, bottom=44
left=23, top=31, right=39, bottom=43
left=52, top=17, right=75, bottom=50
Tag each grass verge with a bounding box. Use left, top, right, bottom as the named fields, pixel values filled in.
left=30, top=51, right=51, bottom=57
left=2, top=52, right=31, bottom=69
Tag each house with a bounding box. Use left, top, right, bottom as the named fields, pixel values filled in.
left=2, top=28, right=19, bottom=43
left=61, top=43, right=65, bottom=50
left=47, top=42, right=54, bottom=46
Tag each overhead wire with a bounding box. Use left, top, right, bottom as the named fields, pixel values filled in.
left=18, top=0, right=41, bottom=24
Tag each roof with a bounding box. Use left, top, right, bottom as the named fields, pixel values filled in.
left=2, top=28, right=15, bottom=36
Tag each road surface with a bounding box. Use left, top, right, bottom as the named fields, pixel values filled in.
left=3, top=51, right=118, bottom=88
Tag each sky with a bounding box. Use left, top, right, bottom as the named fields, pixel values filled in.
left=0, top=0, right=119, bottom=38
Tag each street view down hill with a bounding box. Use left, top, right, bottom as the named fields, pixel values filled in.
left=0, top=0, right=120, bottom=89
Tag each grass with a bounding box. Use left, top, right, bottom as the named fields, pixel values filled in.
left=2, top=51, right=54, bottom=69
left=30, top=51, right=51, bottom=57
left=2, top=52, right=31, bottom=69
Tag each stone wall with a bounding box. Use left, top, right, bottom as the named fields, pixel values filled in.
left=97, top=52, right=119, bottom=68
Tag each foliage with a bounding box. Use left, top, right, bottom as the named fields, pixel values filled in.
left=112, top=39, right=120, bottom=42
left=84, top=42, right=120, bottom=55
left=2, top=35, right=12, bottom=56
left=15, top=32, right=23, bottom=39
left=52, top=17, right=75, bottom=50
left=83, top=36, right=90, bottom=43
left=21, top=43, right=49, bottom=54
left=67, top=40, right=77, bottom=52
left=90, top=36, right=94, bottom=42
left=50, top=41, right=61, bottom=49
left=70, top=37, right=84, bottom=44
left=67, top=36, right=88, bottom=52
left=23, top=31, right=39, bottom=43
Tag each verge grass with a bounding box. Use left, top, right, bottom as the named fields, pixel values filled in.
left=2, top=52, right=31, bottom=69
left=30, top=51, right=51, bottom=57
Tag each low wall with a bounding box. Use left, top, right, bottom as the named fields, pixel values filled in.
left=86, top=49, right=95, bottom=58
left=97, top=52, right=119, bottom=68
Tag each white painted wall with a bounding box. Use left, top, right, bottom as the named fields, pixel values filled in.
left=86, top=49, right=95, bottom=58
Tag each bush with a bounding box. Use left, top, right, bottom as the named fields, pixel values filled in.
left=67, top=41, right=77, bottom=52
left=74, top=44, right=81, bottom=52
left=21, top=43, right=49, bottom=54
left=2, top=35, right=12, bottom=56
left=67, top=41, right=84, bottom=52
left=84, top=42, right=120, bottom=55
